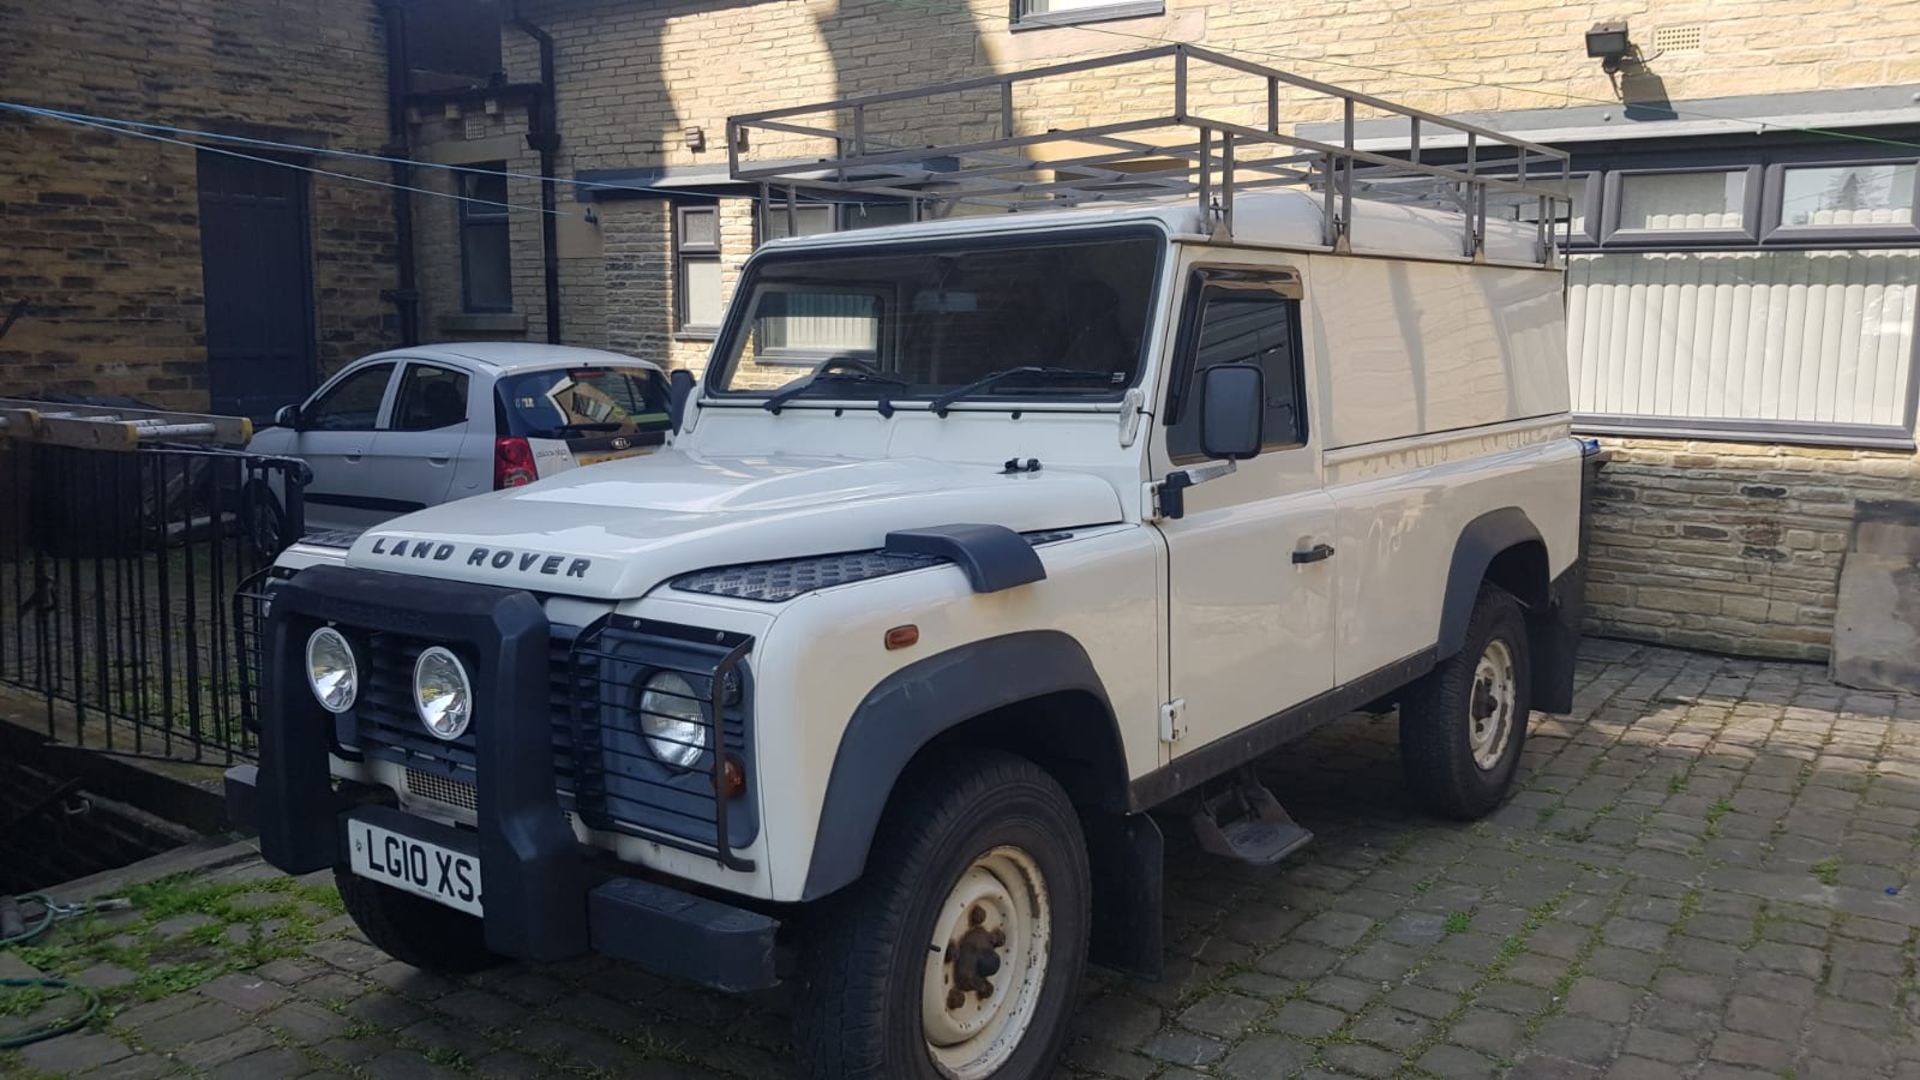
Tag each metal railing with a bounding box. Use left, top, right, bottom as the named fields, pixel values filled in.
left=0, top=402, right=307, bottom=765
left=729, top=43, right=1573, bottom=264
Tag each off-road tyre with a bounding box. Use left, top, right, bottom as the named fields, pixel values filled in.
left=1400, top=584, right=1531, bottom=819
left=792, top=750, right=1090, bottom=1080
left=333, top=867, right=503, bottom=974
left=241, top=481, right=286, bottom=562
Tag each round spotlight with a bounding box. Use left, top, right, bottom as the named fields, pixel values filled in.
left=306, top=627, right=358, bottom=714
left=414, top=647, right=473, bottom=741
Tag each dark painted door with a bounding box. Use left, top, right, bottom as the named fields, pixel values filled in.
left=197, top=152, right=316, bottom=421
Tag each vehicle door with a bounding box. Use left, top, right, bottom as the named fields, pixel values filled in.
left=1153, top=266, right=1337, bottom=756
left=291, top=361, right=399, bottom=532
left=368, top=360, right=475, bottom=512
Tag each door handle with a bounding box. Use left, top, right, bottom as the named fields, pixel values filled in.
left=428, top=455, right=451, bottom=466
left=344, top=450, right=363, bottom=463
left=1291, top=543, right=1336, bottom=564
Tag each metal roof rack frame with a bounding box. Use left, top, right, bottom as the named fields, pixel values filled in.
left=729, top=44, right=1573, bottom=266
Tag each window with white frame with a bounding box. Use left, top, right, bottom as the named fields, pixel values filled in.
left=1012, top=0, right=1163, bottom=28
left=1555, top=151, right=1920, bottom=446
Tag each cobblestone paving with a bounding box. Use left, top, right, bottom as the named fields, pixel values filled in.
left=5, top=640, right=1920, bottom=1079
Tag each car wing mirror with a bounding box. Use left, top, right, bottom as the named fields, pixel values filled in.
left=274, top=404, right=302, bottom=430
left=667, top=368, right=696, bottom=434
left=1199, top=363, right=1264, bottom=461
left=1157, top=363, right=1265, bottom=520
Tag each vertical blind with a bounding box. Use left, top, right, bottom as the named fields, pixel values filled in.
left=1567, top=249, right=1918, bottom=428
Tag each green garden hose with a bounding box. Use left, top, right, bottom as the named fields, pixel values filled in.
left=0, top=894, right=116, bottom=1049
left=0, top=977, right=100, bottom=1050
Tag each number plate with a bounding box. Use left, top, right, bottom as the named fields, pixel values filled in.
left=575, top=446, right=652, bottom=467
left=347, top=818, right=483, bottom=916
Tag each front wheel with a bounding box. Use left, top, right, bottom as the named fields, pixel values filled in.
left=333, top=867, right=503, bottom=974
left=1400, top=584, right=1531, bottom=819
left=793, top=751, right=1089, bottom=1080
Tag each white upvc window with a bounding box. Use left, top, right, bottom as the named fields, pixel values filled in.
left=1568, top=249, right=1918, bottom=445
left=1011, top=0, right=1164, bottom=29
left=1555, top=152, right=1920, bottom=447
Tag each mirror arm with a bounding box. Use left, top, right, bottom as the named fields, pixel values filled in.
left=1154, top=459, right=1236, bottom=520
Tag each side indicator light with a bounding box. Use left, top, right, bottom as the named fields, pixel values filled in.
left=885, top=625, right=920, bottom=650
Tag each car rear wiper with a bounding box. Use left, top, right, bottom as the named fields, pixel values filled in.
left=762, top=369, right=910, bottom=416
left=929, top=366, right=1118, bottom=417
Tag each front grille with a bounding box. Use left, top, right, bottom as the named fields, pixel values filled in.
left=346, top=619, right=756, bottom=866
left=405, top=767, right=477, bottom=811
left=356, top=632, right=479, bottom=779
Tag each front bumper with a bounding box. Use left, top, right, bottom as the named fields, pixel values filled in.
left=226, top=767, right=777, bottom=991
left=230, top=564, right=776, bottom=992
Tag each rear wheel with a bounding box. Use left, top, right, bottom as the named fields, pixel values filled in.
left=241, top=481, right=285, bottom=561
left=793, top=751, right=1089, bottom=1080
left=333, top=867, right=502, bottom=974
left=1400, top=584, right=1531, bottom=819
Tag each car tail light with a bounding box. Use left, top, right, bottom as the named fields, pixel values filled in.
left=494, top=437, right=538, bottom=489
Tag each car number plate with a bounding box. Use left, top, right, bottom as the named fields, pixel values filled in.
left=575, top=446, right=651, bottom=467
left=348, top=819, right=483, bottom=916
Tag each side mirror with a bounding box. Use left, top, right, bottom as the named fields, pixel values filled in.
left=274, top=404, right=301, bottom=430
left=1198, top=363, right=1264, bottom=461
left=667, top=368, right=697, bottom=433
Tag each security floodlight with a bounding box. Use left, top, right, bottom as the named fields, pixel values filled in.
left=1586, top=21, right=1633, bottom=64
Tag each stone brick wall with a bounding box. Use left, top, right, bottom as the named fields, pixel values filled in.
left=1588, top=439, right=1920, bottom=661
left=0, top=0, right=398, bottom=410
left=485, top=0, right=1920, bottom=378
left=450, top=0, right=1920, bottom=658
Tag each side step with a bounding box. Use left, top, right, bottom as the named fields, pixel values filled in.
left=1190, top=772, right=1313, bottom=866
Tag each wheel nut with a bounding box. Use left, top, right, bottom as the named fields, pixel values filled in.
left=968, top=905, right=986, bottom=926
left=988, top=928, right=1006, bottom=948
left=947, top=988, right=965, bottom=1010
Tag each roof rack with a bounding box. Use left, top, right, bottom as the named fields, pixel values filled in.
left=728, top=44, right=1572, bottom=267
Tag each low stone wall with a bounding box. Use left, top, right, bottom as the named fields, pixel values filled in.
left=1585, top=436, right=1920, bottom=662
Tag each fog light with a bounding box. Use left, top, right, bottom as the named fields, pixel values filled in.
left=306, top=627, right=358, bottom=714
left=414, top=647, right=473, bottom=741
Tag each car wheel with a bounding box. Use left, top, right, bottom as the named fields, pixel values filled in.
left=792, top=751, right=1089, bottom=1080
left=242, top=481, right=285, bottom=561
left=333, top=867, right=503, bottom=974
left=1400, top=584, right=1531, bottom=819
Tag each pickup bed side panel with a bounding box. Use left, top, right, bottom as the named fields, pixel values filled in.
left=1326, top=434, right=1582, bottom=685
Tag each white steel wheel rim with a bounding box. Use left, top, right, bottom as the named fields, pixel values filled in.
left=1469, top=638, right=1517, bottom=770
left=921, top=845, right=1052, bottom=1080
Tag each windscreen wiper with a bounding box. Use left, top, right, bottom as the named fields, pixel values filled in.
left=762, top=370, right=910, bottom=416
left=929, top=366, right=1118, bottom=417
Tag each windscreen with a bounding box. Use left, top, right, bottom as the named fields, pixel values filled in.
left=706, top=229, right=1162, bottom=402
left=495, top=367, right=671, bottom=438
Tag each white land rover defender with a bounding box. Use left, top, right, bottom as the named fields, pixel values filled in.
left=231, top=47, right=1587, bottom=1080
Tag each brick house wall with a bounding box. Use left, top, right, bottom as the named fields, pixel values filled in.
left=0, top=0, right=399, bottom=411
left=407, top=0, right=1920, bottom=661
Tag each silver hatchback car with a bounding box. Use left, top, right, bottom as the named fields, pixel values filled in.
left=247, top=343, right=671, bottom=537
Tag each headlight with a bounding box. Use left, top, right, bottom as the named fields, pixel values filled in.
left=639, top=671, right=707, bottom=769
left=414, top=647, right=473, bottom=741
left=306, top=627, right=358, bottom=714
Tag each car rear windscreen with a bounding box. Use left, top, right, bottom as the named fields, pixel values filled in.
left=495, top=367, right=672, bottom=439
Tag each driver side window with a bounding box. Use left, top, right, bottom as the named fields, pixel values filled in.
left=1165, top=272, right=1307, bottom=465
left=303, top=363, right=395, bottom=432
